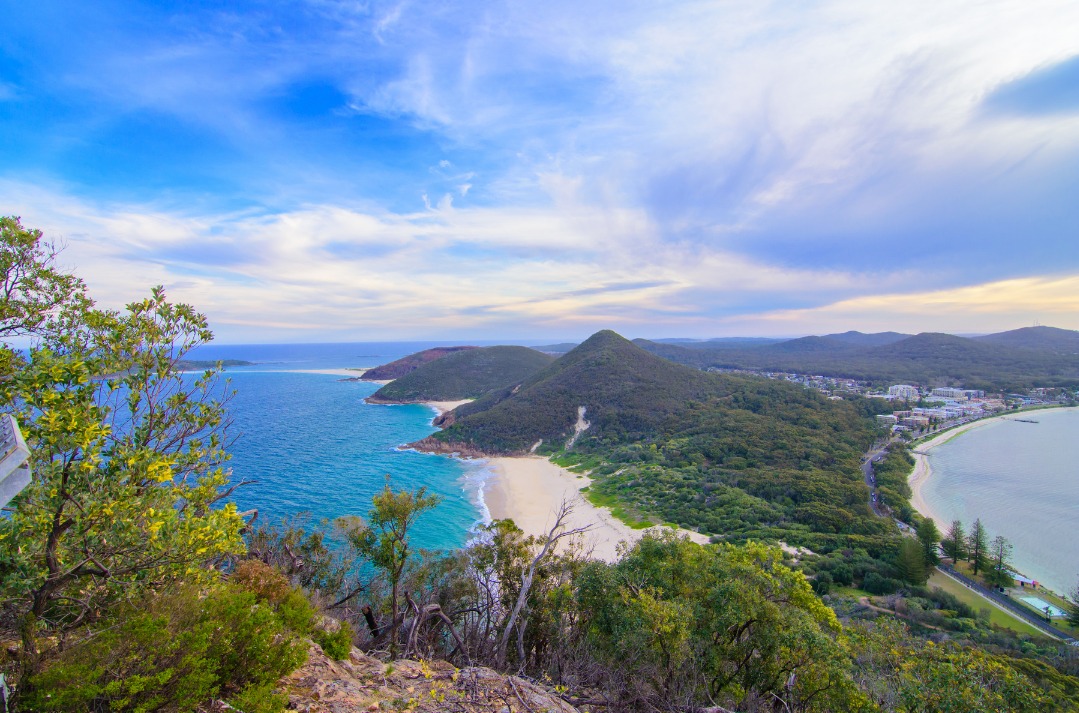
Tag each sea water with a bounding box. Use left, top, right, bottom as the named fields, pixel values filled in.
left=184, top=342, right=495, bottom=552
left=922, top=407, right=1079, bottom=595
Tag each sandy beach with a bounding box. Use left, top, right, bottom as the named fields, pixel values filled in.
left=425, top=400, right=470, bottom=416
left=483, top=456, right=709, bottom=562
left=907, top=416, right=1008, bottom=524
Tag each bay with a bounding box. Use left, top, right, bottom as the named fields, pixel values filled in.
left=922, top=407, right=1079, bottom=595
left=184, top=342, right=495, bottom=552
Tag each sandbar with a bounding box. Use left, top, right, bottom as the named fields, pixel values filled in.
left=483, top=456, right=709, bottom=562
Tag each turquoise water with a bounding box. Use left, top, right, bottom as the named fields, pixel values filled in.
left=185, top=342, right=493, bottom=552
left=923, top=408, right=1079, bottom=595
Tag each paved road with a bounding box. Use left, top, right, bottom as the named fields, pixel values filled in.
left=936, top=564, right=1076, bottom=643
left=861, top=443, right=888, bottom=517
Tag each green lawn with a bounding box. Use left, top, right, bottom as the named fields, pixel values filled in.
left=928, top=571, right=1046, bottom=637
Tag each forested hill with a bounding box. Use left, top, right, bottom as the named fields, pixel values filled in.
left=419, top=330, right=891, bottom=550
left=360, top=346, right=477, bottom=380
left=367, top=345, right=553, bottom=403
left=635, top=328, right=1079, bottom=389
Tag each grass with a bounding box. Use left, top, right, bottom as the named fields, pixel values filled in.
left=582, top=487, right=655, bottom=530
left=928, top=571, right=1045, bottom=637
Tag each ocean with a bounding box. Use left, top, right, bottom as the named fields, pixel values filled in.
left=184, top=342, right=498, bottom=552
left=922, top=407, right=1079, bottom=595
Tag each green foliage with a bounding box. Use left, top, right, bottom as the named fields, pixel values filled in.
left=360, top=346, right=477, bottom=381
left=968, top=518, right=991, bottom=575
left=0, top=219, right=246, bottom=660
left=432, top=331, right=892, bottom=554
left=314, top=619, right=355, bottom=660
left=339, top=481, right=440, bottom=656
left=0, top=216, right=87, bottom=341
left=369, top=345, right=553, bottom=402
left=873, top=446, right=915, bottom=522
left=916, top=517, right=941, bottom=569
left=1068, top=580, right=1079, bottom=628
left=577, top=533, right=870, bottom=711
left=894, top=539, right=927, bottom=585
left=944, top=519, right=967, bottom=563
left=849, top=618, right=1060, bottom=711
left=21, top=582, right=309, bottom=712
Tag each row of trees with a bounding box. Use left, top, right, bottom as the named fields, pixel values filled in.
left=943, top=518, right=1016, bottom=587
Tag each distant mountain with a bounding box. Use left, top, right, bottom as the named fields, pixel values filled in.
left=367, top=346, right=554, bottom=403
left=637, top=328, right=1079, bottom=389
left=975, top=326, right=1079, bottom=353
left=763, top=336, right=857, bottom=354
left=531, top=342, right=578, bottom=354
left=822, top=331, right=911, bottom=347
left=651, top=337, right=787, bottom=349
left=360, top=346, right=478, bottom=381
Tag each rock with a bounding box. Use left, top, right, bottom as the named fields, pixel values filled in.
left=281, top=642, right=581, bottom=713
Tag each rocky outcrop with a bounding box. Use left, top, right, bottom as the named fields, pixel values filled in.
left=407, top=436, right=497, bottom=459
left=282, top=642, right=580, bottom=713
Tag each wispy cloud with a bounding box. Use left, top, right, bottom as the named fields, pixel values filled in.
left=3, top=1, right=1079, bottom=339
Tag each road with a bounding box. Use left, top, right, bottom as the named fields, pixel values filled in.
left=861, top=443, right=888, bottom=517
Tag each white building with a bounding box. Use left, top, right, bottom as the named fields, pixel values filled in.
left=888, top=384, right=919, bottom=400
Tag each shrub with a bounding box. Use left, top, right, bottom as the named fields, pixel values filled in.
left=21, top=582, right=308, bottom=712
left=314, top=619, right=355, bottom=660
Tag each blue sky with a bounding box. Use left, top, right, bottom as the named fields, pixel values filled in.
left=3, top=0, right=1078, bottom=342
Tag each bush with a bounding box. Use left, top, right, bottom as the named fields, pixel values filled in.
left=21, top=582, right=309, bottom=712
left=863, top=572, right=904, bottom=595
left=314, top=619, right=355, bottom=660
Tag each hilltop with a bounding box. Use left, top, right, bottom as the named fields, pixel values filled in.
left=359, top=346, right=477, bottom=381
left=366, top=345, right=553, bottom=403
left=416, top=330, right=890, bottom=549
left=635, top=327, right=1079, bottom=389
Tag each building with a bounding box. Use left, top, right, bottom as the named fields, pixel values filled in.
left=888, top=384, right=919, bottom=400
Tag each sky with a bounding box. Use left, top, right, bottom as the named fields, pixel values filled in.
left=2, top=0, right=1079, bottom=343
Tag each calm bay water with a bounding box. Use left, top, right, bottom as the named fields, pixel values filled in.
left=185, top=342, right=494, bottom=552
left=923, top=407, right=1079, bottom=594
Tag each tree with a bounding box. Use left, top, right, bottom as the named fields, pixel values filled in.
left=0, top=216, right=86, bottom=343
left=895, top=538, right=927, bottom=586
left=1067, top=579, right=1079, bottom=629
left=340, top=480, right=440, bottom=657
left=0, top=219, right=247, bottom=665
left=577, top=534, right=870, bottom=712
left=916, top=517, right=941, bottom=569
left=968, top=518, right=990, bottom=576
left=985, top=535, right=1014, bottom=588
left=944, top=519, right=966, bottom=564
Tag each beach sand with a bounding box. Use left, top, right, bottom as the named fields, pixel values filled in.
left=483, top=456, right=709, bottom=562
left=425, top=400, right=470, bottom=415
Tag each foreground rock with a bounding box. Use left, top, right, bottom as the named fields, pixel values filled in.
left=282, top=642, right=581, bottom=713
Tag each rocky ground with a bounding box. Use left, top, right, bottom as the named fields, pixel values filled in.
left=280, top=642, right=583, bottom=713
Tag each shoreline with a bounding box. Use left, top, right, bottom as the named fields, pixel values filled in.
left=482, top=455, right=709, bottom=562
left=907, top=406, right=1079, bottom=599
left=907, top=406, right=1078, bottom=526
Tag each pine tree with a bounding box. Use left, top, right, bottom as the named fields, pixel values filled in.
left=985, top=535, right=1014, bottom=588
left=944, top=520, right=966, bottom=563
left=967, top=519, right=990, bottom=576
left=916, top=518, right=941, bottom=569
left=1068, top=578, right=1079, bottom=628
left=895, top=538, right=927, bottom=585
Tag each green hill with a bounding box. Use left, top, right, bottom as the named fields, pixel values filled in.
left=419, top=330, right=892, bottom=550
left=367, top=346, right=554, bottom=403
left=636, top=329, right=1079, bottom=389
left=360, top=346, right=477, bottom=380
